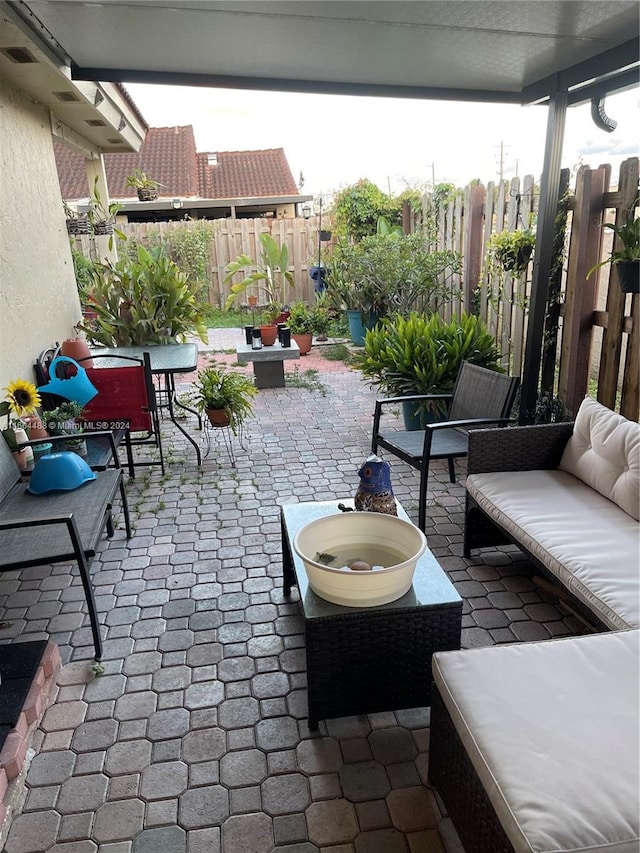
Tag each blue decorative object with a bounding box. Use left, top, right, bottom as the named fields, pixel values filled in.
left=27, top=451, right=96, bottom=494
left=354, top=454, right=397, bottom=515
left=37, top=356, right=98, bottom=406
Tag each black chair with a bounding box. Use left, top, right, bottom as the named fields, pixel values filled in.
left=0, top=431, right=131, bottom=660
left=372, top=361, right=520, bottom=532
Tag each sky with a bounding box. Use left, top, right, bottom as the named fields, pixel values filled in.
left=124, top=83, right=639, bottom=199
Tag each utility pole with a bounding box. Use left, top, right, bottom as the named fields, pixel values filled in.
left=493, top=141, right=510, bottom=181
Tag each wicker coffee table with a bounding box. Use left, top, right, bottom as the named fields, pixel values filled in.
left=281, top=499, right=462, bottom=729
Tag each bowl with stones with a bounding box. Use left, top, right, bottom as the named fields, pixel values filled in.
left=293, top=511, right=427, bottom=607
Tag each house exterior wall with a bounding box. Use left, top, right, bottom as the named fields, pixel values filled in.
left=0, top=76, right=80, bottom=387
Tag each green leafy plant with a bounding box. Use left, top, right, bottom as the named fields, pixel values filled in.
left=87, top=177, right=125, bottom=246
left=286, top=301, right=315, bottom=334
left=224, top=232, right=294, bottom=311
left=125, top=169, right=160, bottom=191
left=75, top=244, right=208, bottom=346
left=325, top=231, right=461, bottom=317
left=41, top=402, right=86, bottom=448
left=353, top=312, right=502, bottom=417
left=487, top=229, right=536, bottom=275
left=587, top=208, right=640, bottom=278
left=332, top=179, right=402, bottom=240
left=190, top=363, right=257, bottom=434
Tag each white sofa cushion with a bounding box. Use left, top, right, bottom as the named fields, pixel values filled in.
left=432, top=630, right=640, bottom=853
left=466, top=470, right=640, bottom=629
left=559, top=396, right=640, bottom=520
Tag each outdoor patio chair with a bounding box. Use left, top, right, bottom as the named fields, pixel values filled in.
left=371, top=361, right=520, bottom=532
left=76, top=353, right=165, bottom=478
left=34, top=348, right=164, bottom=478
left=0, top=430, right=131, bottom=660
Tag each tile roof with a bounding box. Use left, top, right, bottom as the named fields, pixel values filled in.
left=55, top=126, right=299, bottom=201
left=197, top=149, right=298, bottom=198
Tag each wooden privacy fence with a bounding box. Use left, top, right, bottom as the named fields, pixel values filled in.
left=431, top=158, right=638, bottom=420
left=76, top=157, right=638, bottom=419
left=111, top=217, right=325, bottom=306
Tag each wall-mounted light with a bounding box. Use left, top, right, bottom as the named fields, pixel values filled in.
left=302, top=203, right=311, bottom=219
left=171, top=198, right=183, bottom=209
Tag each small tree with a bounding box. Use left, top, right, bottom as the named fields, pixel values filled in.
left=332, top=179, right=402, bottom=240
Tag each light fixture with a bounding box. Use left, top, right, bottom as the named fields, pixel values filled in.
left=302, top=203, right=311, bottom=219
left=171, top=198, right=183, bottom=209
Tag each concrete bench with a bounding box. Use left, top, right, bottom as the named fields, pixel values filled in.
left=236, top=340, right=300, bottom=389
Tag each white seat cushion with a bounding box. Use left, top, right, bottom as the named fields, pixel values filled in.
left=559, top=396, right=640, bottom=520
left=466, top=469, right=640, bottom=629
left=433, top=630, right=640, bottom=853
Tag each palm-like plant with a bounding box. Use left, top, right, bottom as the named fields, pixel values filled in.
left=224, top=233, right=294, bottom=311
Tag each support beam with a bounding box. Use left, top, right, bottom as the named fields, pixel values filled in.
left=519, top=88, right=568, bottom=424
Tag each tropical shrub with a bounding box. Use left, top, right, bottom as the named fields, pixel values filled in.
left=76, top=244, right=208, bottom=346
left=353, top=312, right=502, bottom=417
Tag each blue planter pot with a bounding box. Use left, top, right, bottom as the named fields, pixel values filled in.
left=401, top=400, right=441, bottom=431
left=346, top=310, right=378, bottom=346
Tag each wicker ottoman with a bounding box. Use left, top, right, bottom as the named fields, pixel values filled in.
left=281, top=499, right=462, bottom=729
left=429, top=630, right=640, bottom=853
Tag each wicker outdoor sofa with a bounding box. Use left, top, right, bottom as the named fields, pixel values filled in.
left=428, top=397, right=640, bottom=853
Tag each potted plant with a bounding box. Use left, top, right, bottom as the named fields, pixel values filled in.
left=353, top=312, right=502, bottom=428
left=87, top=177, right=125, bottom=244
left=587, top=209, right=639, bottom=293
left=286, top=301, right=315, bottom=355
left=224, top=232, right=294, bottom=313
left=190, top=363, right=257, bottom=434
left=63, top=201, right=90, bottom=236
left=125, top=168, right=161, bottom=202
left=41, top=401, right=87, bottom=453
left=75, top=244, right=209, bottom=346
left=487, top=229, right=536, bottom=275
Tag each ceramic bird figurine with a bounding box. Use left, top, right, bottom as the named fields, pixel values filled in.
left=354, top=454, right=397, bottom=516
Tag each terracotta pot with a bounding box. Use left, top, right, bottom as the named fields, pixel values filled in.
left=247, top=295, right=258, bottom=306
left=259, top=325, right=278, bottom=347
left=60, top=338, right=93, bottom=368
left=206, top=408, right=231, bottom=428
left=292, top=333, right=313, bottom=355
left=23, top=415, right=49, bottom=441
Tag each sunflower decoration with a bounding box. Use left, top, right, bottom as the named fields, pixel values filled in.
left=0, top=378, right=42, bottom=453
left=3, top=379, right=41, bottom=418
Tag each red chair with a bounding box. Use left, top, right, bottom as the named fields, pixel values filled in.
left=34, top=348, right=164, bottom=478
left=76, top=353, right=165, bottom=478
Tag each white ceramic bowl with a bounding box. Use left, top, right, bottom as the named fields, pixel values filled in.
left=293, top=512, right=427, bottom=607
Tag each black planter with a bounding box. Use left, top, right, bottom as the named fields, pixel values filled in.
left=616, top=260, right=640, bottom=294
left=320, top=230, right=332, bottom=242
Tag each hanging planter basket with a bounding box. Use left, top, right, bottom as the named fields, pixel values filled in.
left=66, top=215, right=90, bottom=236
left=137, top=187, right=158, bottom=202
left=616, top=260, right=640, bottom=294
left=92, top=221, right=114, bottom=236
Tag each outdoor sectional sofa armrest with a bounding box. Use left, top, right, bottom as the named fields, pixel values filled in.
left=467, top=422, right=575, bottom=475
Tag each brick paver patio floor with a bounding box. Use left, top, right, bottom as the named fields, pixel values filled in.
left=0, top=335, right=584, bottom=853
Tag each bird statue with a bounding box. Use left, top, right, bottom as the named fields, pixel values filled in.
left=354, top=454, right=397, bottom=516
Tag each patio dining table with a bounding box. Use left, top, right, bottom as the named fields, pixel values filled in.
left=90, top=343, right=201, bottom=465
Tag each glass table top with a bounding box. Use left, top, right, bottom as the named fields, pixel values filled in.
left=281, top=499, right=461, bottom=620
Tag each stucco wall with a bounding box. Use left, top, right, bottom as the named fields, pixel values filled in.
left=0, top=76, right=81, bottom=388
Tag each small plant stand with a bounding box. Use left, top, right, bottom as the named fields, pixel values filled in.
left=202, top=419, right=244, bottom=467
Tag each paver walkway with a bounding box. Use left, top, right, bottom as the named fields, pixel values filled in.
left=0, top=339, right=584, bottom=853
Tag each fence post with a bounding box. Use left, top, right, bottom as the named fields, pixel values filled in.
left=598, top=157, right=639, bottom=411
left=558, top=165, right=608, bottom=416
left=462, top=184, right=485, bottom=314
